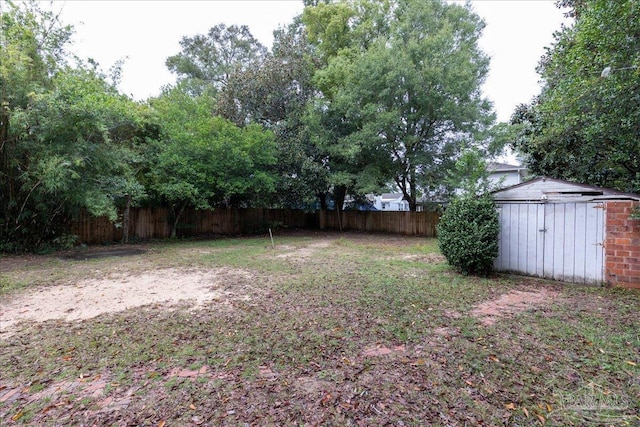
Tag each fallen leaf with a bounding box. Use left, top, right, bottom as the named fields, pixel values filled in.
left=11, top=411, right=23, bottom=421
left=536, top=414, right=545, bottom=423
left=523, top=407, right=529, bottom=418
left=158, top=421, right=166, bottom=427
left=489, top=355, right=500, bottom=363
left=411, top=359, right=427, bottom=366
left=504, top=403, right=516, bottom=410
left=625, top=360, right=636, bottom=366
left=320, top=393, right=332, bottom=405
left=598, top=348, right=605, bottom=354
left=546, top=403, right=553, bottom=412
left=189, top=404, right=196, bottom=410
left=465, top=379, right=475, bottom=386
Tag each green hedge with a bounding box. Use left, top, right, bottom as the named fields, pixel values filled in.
left=437, top=194, right=499, bottom=276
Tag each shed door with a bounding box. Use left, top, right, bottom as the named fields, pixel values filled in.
left=494, top=202, right=604, bottom=284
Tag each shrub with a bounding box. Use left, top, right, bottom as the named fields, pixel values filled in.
left=436, top=194, right=500, bottom=276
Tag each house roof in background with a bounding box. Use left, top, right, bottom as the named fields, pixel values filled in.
left=380, top=193, right=405, bottom=201
left=487, top=162, right=527, bottom=172
left=492, top=177, right=640, bottom=202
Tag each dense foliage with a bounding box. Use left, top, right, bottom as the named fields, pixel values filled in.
left=302, top=0, right=495, bottom=211
left=1, top=0, right=500, bottom=250
left=436, top=194, right=499, bottom=276
left=511, top=0, right=639, bottom=194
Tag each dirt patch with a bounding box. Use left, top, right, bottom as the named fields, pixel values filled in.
left=275, top=241, right=332, bottom=260
left=362, top=344, right=406, bottom=357
left=399, top=253, right=446, bottom=263
left=0, top=268, right=255, bottom=338
left=471, top=288, right=560, bottom=326
left=63, top=248, right=148, bottom=260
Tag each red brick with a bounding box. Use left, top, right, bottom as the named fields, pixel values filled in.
left=606, top=256, right=623, bottom=263
left=614, top=280, right=640, bottom=289
left=614, top=238, right=632, bottom=245
left=616, top=250, right=631, bottom=258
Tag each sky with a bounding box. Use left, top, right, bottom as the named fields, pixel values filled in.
left=47, top=0, right=570, bottom=123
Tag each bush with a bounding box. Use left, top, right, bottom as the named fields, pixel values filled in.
left=436, top=194, right=500, bottom=276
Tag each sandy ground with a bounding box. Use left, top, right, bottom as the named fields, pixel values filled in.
left=471, top=288, right=560, bottom=326
left=0, top=237, right=558, bottom=338
left=0, top=268, right=254, bottom=338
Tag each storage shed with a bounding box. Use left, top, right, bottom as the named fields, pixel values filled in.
left=492, top=177, right=640, bottom=288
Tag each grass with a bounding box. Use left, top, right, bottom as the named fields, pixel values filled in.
left=0, top=232, right=638, bottom=426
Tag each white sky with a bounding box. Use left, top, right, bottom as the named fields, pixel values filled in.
left=48, top=0, right=569, bottom=123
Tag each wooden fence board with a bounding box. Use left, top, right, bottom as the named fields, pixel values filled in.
left=72, top=208, right=438, bottom=244
left=318, top=210, right=439, bottom=236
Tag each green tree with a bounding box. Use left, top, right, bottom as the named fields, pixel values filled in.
left=1, top=1, right=154, bottom=250
left=512, top=0, right=640, bottom=193
left=3, top=65, right=155, bottom=249
left=214, top=18, right=333, bottom=210
left=303, top=0, right=494, bottom=211
left=165, top=23, right=267, bottom=97
left=149, top=87, right=277, bottom=237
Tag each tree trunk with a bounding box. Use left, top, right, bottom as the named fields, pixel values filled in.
left=121, top=194, right=131, bottom=243
left=409, top=168, right=417, bottom=212
left=171, top=204, right=186, bottom=238
left=317, top=192, right=328, bottom=210
left=334, top=185, right=347, bottom=232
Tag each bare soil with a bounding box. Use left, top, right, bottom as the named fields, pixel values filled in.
left=1, top=234, right=638, bottom=426
left=0, top=268, right=256, bottom=337
left=471, top=288, right=561, bottom=326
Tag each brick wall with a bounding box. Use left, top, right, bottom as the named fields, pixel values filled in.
left=605, top=201, right=640, bottom=288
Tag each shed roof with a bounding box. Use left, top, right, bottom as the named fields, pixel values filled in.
left=491, top=177, right=640, bottom=203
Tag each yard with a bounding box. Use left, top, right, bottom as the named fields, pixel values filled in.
left=0, top=232, right=638, bottom=426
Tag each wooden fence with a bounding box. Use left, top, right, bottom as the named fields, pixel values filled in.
left=320, top=210, right=440, bottom=236
left=71, top=208, right=439, bottom=244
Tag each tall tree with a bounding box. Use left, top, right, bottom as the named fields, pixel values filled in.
left=512, top=0, right=640, bottom=193
left=149, top=87, right=277, bottom=237
left=165, top=23, right=267, bottom=97
left=303, top=0, right=494, bottom=211
left=1, top=0, right=73, bottom=246
left=2, top=64, right=155, bottom=250
left=214, top=18, right=332, bottom=209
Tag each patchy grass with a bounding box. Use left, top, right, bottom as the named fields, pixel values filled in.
left=0, top=232, right=638, bottom=426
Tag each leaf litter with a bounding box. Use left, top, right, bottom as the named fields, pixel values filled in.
left=0, top=233, right=638, bottom=426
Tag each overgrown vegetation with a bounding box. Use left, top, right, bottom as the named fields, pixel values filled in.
left=510, top=0, right=640, bottom=194
left=437, top=194, right=500, bottom=275
left=1, top=0, right=502, bottom=251
left=0, top=234, right=638, bottom=425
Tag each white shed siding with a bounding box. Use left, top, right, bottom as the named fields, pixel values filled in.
left=495, top=202, right=604, bottom=284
